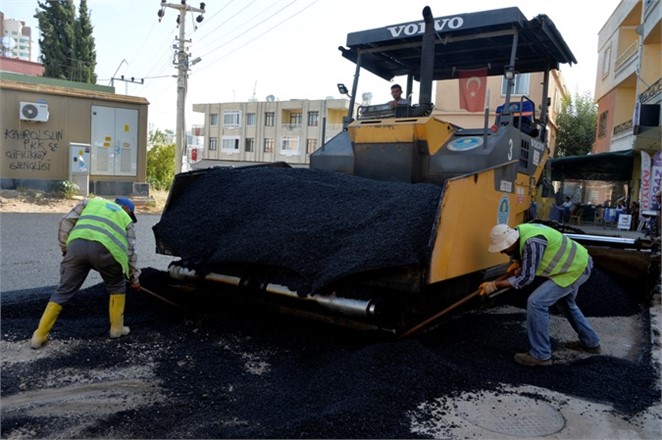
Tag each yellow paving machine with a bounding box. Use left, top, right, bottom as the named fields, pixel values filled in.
left=154, top=6, right=637, bottom=333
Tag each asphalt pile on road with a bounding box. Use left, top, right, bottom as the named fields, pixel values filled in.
left=1, top=265, right=659, bottom=439
left=153, top=166, right=442, bottom=293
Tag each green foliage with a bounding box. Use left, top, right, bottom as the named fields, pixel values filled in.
left=73, top=0, right=97, bottom=83
left=54, top=180, right=80, bottom=199
left=35, top=0, right=96, bottom=83
left=555, top=91, right=598, bottom=157
left=147, top=143, right=176, bottom=191
left=149, top=128, right=174, bottom=147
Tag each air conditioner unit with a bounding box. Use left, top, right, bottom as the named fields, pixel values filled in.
left=19, top=102, right=49, bottom=122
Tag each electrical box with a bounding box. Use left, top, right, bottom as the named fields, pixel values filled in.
left=69, top=143, right=91, bottom=196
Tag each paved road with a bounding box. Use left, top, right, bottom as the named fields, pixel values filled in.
left=0, top=213, right=173, bottom=299
left=1, top=213, right=660, bottom=439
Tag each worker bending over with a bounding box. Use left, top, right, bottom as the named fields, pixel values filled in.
left=479, top=223, right=600, bottom=366
left=31, top=197, right=141, bottom=349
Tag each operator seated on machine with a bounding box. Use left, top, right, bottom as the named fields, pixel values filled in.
left=387, top=84, right=411, bottom=117
left=388, top=84, right=409, bottom=108
left=358, top=84, right=411, bottom=119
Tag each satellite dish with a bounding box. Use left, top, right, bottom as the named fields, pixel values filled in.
left=266, top=95, right=275, bottom=102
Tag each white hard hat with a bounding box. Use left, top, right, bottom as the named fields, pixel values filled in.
left=488, top=224, right=519, bottom=253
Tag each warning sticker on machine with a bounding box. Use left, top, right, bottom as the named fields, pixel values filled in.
left=499, top=180, right=513, bottom=192
left=497, top=194, right=510, bottom=224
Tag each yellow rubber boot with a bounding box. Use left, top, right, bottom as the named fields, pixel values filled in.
left=30, top=301, right=63, bottom=349
left=109, top=294, right=130, bottom=338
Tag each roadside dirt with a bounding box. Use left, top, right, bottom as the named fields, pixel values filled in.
left=0, top=189, right=167, bottom=214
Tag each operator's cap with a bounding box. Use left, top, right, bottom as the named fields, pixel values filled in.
left=115, top=197, right=137, bottom=223
left=488, top=224, right=519, bottom=253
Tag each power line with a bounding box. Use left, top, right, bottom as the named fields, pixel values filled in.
left=196, top=1, right=317, bottom=75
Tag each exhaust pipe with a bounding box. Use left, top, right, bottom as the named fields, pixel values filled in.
left=168, top=265, right=378, bottom=318
left=418, top=6, right=435, bottom=106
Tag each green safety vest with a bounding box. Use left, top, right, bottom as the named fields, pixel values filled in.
left=67, top=198, right=132, bottom=275
left=517, top=223, right=589, bottom=287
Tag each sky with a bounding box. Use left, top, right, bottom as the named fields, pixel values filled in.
left=2, top=0, right=624, bottom=131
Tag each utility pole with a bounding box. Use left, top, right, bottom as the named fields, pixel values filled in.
left=158, top=1, right=206, bottom=174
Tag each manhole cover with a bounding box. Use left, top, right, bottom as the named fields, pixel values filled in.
left=455, top=392, right=566, bottom=437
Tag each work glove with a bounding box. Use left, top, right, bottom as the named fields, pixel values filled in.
left=507, top=260, right=521, bottom=276
left=129, top=280, right=141, bottom=291
left=479, top=281, right=497, bottom=296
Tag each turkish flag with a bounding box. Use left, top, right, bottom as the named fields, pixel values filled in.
left=459, top=68, right=488, bottom=112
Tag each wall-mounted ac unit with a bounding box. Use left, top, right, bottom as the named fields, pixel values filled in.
left=19, top=102, right=49, bottom=122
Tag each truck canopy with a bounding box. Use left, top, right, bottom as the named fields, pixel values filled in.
left=339, top=6, right=577, bottom=81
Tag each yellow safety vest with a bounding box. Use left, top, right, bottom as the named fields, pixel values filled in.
left=517, top=223, right=589, bottom=287
left=67, top=198, right=132, bottom=275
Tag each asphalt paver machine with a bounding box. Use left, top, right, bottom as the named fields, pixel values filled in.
left=153, top=6, right=626, bottom=333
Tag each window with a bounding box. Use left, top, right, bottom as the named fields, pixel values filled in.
left=246, top=113, right=256, bottom=126
left=265, top=112, right=275, bottom=127
left=598, top=111, right=608, bottom=138
left=209, top=113, right=219, bottom=126
left=209, top=137, right=217, bottom=151
left=306, top=138, right=318, bottom=154
left=280, top=137, right=300, bottom=156
left=553, top=89, right=561, bottom=115
left=264, top=138, right=274, bottom=153
left=223, top=111, right=241, bottom=128
left=290, top=112, right=302, bottom=128
left=602, top=47, right=611, bottom=78
left=501, top=73, right=530, bottom=95
left=245, top=138, right=255, bottom=153
left=221, top=136, right=240, bottom=153
left=307, top=111, right=319, bottom=126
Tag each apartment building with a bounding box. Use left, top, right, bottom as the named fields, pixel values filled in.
left=594, top=0, right=661, bottom=207
left=0, top=12, right=33, bottom=62
left=192, top=98, right=351, bottom=166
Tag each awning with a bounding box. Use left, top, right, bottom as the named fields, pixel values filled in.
left=550, top=150, right=634, bottom=181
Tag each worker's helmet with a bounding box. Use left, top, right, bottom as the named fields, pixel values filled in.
left=488, top=224, right=519, bottom=253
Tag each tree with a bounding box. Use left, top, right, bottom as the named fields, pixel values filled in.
left=35, top=0, right=75, bottom=80
left=555, top=91, right=598, bottom=157
left=73, top=0, right=96, bottom=83
left=147, top=129, right=176, bottom=191
left=35, top=0, right=96, bottom=83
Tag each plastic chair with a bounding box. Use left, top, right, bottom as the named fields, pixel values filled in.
left=569, top=208, right=584, bottom=225
left=594, top=206, right=604, bottom=226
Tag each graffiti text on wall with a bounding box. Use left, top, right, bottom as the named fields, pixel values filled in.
left=3, top=128, right=63, bottom=172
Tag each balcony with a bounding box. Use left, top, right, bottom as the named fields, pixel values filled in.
left=281, top=123, right=303, bottom=132
left=639, top=77, right=662, bottom=104
left=614, top=41, right=639, bottom=76
left=613, top=119, right=633, bottom=137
